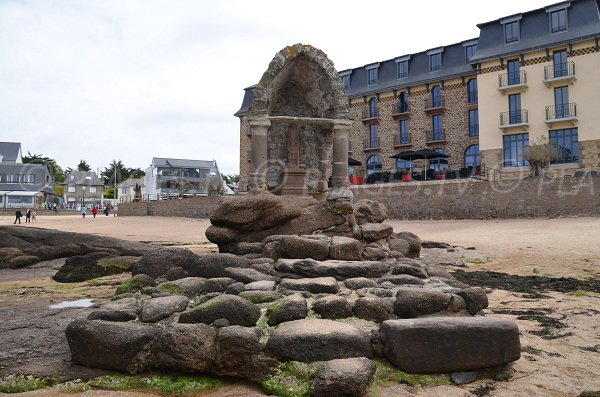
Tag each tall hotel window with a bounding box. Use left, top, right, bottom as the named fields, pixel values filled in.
left=367, top=67, right=378, bottom=85
left=467, top=79, right=478, bottom=103
left=399, top=119, right=409, bottom=144
left=465, top=44, right=477, bottom=62
left=430, top=53, right=441, bottom=71
left=553, top=50, right=568, bottom=78
left=341, top=74, right=350, bottom=90
left=549, top=128, right=579, bottom=164
left=397, top=60, right=408, bottom=78
left=503, top=133, right=529, bottom=167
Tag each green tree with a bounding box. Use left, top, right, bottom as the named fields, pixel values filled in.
left=77, top=160, right=91, bottom=171
left=129, top=168, right=146, bottom=179
left=22, top=152, right=65, bottom=183
left=101, top=160, right=127, bottom=187
left=103, top=187, right=115, bottom=199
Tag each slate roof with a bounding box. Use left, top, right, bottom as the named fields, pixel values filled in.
left=0, top=142, right=22, bottom=163
left=151, top=157, right=217, bottom=170
left=62, top=171, right=104, bottom=186
left=471, top=0, right=600, bottom=63
left=0, top=163, right=52, bottom=192
left=117, top=177, right=144, bottom=188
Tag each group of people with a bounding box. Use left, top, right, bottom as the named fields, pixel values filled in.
left=81, top=204, right=114, bottom=219
left=13, top=208, right=36, bottom=224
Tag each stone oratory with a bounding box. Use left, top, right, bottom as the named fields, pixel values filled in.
left=247, top=43, right=353, bottom=200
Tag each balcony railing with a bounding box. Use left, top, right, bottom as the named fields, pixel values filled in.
left=499, top=110, right=529, bottom=128
left=393, top=134, right=411, bottom=146
left=361, top=108, right=379, bottom=120
left=363, top=137, right=380, bottom=150
left=544, top=61, right=576, bottom=84
left=424, top=97, right=445, bottom=112
left=426, top=129, right=446, bottom=143
left=391, top=102, right=410, bottom=117
left=497, top=71, right=527, bottom=94
left=545, top=103, right=577, bottom=126
left=468, top=124, right=479, bottom=137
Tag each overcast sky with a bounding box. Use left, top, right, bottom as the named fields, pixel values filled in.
left=1, top=0, right=552, bottom=175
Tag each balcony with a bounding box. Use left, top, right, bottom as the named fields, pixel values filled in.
left=499, top=110, right=529, bottom=130
left=497, top=71, right=527, bottom=95
left=393, top=134, right=411, bottom=147
left=545, top=103, right=578, bottom=127
left=390, top=102, right=411, bottom=119
left=468, top=124, right=479, bottom=137
left=424, top=97, right=445, bottom=114
left=361, top=108, right=379, bottom=123
left=363, top=137, right=380, bottom=151
left=426, top=129, right=446, bottom=143
left=543, top=62, right=576, bottom=86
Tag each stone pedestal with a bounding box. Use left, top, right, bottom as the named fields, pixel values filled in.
left=327, top=123, right=353, bottom=202
left=281, top=167, right=308, bottom=196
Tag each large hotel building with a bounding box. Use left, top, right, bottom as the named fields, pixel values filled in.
left=236, top=0, right=600, bottom=188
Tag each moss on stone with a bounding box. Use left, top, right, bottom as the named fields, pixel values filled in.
left=86, top=373, right=224, bottom=394
left=239, top=291, right=282, bottom=304
left=157, top=283, right=184, bottom=296
left=116, top=278, right=149, bottom=295
left=0, top=375, right=49, bottom=393
left=369, top=360, right=451, bottom=392
left=97, top=258, right=135, bottom=271
left=261, top=361, right=324, bottom=397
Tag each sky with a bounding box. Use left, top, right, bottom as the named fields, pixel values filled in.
left=0, top=0, right=553, bottom=176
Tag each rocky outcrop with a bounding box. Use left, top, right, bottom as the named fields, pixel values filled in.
left=0, top=226, right=153, bottom=269
left=53, top=254, right=139, bottom=282
left=179, top=295, right=261, bottom=326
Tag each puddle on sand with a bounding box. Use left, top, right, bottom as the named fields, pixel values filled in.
left=49, top=298, right=93, bottom=309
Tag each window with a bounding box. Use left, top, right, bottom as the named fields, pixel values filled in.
left=509, top=94, right=522, bottom=124
left=398, top=91, right=409, bottom=113
left=399, top=119, right=409, bottom=144
left=121, top=187, right=128, bottom=194
left=369, top=124, right=378, bottom=148
left=464, top=145, right=480, bottom=167
left=550, top=8, right=567, bottom=33
left=469, top=109, right=479, bottom=137
left=432, top=114, right=443, bottom=140
left=430, top=53, right=442, bottom=71
left=467, top=79, right=478, bottom=103
left=366, top=155, right=382, bottom=176
left=507, top=59, right=521, bottom=85
left=465, top=44, right=477, bottom=62
left=70, top=175, right=74, bottom=180
left=396, top=158, right=412, bottom=172
left=22, top=174, right=34, bottom=183
left=554, top=86, right=569, bottom=118
left=504, top=21, right=520, bottom=43
left=369, top=97, right=378, bottom=118
left=553, top=50, right=568, bottom=78
left=550, top=128, right=579, bottom=163
left=7, top=174, right=18, bottom=183
left=68, top=186, right=76, bottom=193
left=397, top=60, right=408, bottom=78
left=367, top=68, right=378, bottom=85
left=429, top=148, right=448, bottom=171
left=89, top=187, right=97, bottom=193
left=431, top=85, right=442, bottom=108
left=503, top=133, right=529, bottom=167
left=341, top=74, right=350, bottom=90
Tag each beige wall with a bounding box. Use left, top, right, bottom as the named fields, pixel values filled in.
left=478, top=39, right=600, bottom=174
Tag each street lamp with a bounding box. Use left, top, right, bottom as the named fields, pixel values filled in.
left=82, top=186, right=85, bottom=209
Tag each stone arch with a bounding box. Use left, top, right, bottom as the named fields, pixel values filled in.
left=250, top=43, right=350, bottom=120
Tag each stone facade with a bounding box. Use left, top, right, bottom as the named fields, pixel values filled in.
left=348, top=77, right=479, bottom=175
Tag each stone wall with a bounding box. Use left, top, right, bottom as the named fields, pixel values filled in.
left=351, top=176, right=600, bottom=220
left=118, top=196, right=222, bottom=218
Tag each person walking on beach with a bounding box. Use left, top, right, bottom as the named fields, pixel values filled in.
left=14, top=209, right=22, bottom=224
left=25, top=209, right=31, bottom=223
left=91, top=206, right=98, bottom=219
left=81, top=206, right=87, bottom=219
left=32, top=210, right=37, bottom=222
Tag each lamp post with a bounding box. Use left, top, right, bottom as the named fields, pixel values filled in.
left=82, top=186, right=85, bottom=210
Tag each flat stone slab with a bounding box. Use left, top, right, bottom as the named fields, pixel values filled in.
left=275, top=259, right=390, bottom=280
left=139, top=296, right=189, bottom=323
left=360, top=223, right=394, bottom=241
left=179, top=294, right=260, bottom=326
left=380, top=317, right=521, bottom=373
left=266, top=319, right=372, bottom=362
left=279, top=277, right=339, bottom=294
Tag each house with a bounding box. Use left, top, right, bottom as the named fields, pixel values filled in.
left=236, top=0, right=600, bottom=186
left=117, top=177, right=145, bottom=203
left=0, top=142, right=54, bottom=208
left=144, top=157, right=224, bottom=199
left=62, top=171, right=104, bottom=208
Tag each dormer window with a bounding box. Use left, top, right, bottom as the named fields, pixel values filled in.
left=546, top=2, right=571, bottom=33
left=340, top=70, right=351, bottom=90
left=465, top=44, right=477, bottom=62
left=427, top=48, right=443, bottom=72
left=501, top=15, right=522, bottom=44
left=365, top=63, right=379, bottom=85
left=395, top=55, right=410, bottom=79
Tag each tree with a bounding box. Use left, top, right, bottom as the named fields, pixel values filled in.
left=103, top=187, right=115, bottom=199
left=100, top=160, right=145, bottom=186
left=221, top=173, right=240, bottom=185
left=22, top=152, right=65, bottom=183
left=174, top=177, right=193, bottom=197
left=77, top=160, right=91, bottom=171
left=522, top=136, right=562, bottom=177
